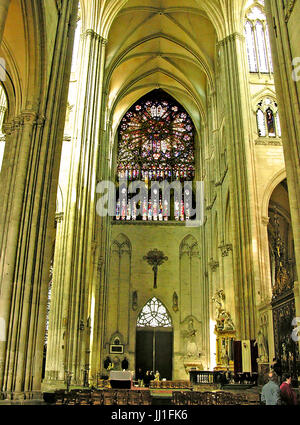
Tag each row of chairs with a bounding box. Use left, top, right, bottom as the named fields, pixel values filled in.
left=55, top=389, right=152, bottom=405
left=96, top=379, right=111, bottom=389
left=150, top=380, right=192, bottom=390
left=172, top=391, right=259, bottom=405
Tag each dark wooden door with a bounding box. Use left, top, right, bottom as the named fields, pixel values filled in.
left=155, top=330, right=173, bottom=380
left=136, top=329, right=173, bottom=380
left=136, top=330, right=153, bottom=374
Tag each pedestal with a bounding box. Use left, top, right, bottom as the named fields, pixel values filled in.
left=214, top=329, right=236, bottom=372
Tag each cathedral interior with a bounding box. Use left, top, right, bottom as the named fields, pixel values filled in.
left=0, top=0, right=300, bottom=405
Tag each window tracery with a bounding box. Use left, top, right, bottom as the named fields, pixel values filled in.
left=118, top=92, right=195, bottom=182
left=245, top=3, right=273, bottom=74
left=116, top=91, right=196, bottom=222
left=137, top=297, right=172, bottom=328
left=256, top=98, right=281, bottom=138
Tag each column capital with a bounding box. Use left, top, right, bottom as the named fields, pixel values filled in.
left=217, top=32, right=245, bottom=48
left=209, top=258, right=219, bottom=272
left=55, top=212, right=64, bottom=224
left=262, top=216, right=270, bottom=226
left=2, top=122, right=12, bottom=136
left=81, top=29, right=107, bottom=45
left=218, top=243, right=233, bottom=257
left=6, top=112, right=45, bottom=132
left=20, top=110, right=39, bottom=124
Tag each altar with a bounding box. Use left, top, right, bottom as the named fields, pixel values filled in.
left=109, top=371, right=132, bottom=389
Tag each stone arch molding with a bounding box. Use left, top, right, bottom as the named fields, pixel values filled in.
left=262, top=169, right=287, bottom=219
left=179, top=235, right=201, bottom=323
left=106, top=233, right=132, bottom=347
left=111, top=233, right=132, bottom=257
left=110, top=331, right=124, bottom=345
left=251, top=88, right=277, bottom=113
left=180, top=234, right=200, bottom=259
left=137, top=297, right=173, bottom=328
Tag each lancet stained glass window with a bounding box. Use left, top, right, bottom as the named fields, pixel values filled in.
left=245, top=3, right=273, bottom=74
left=137, top=297, right=172, bottom=328
left=118, top=90, right=195, bottom=182
left=256, top=98, right=281, bottom=138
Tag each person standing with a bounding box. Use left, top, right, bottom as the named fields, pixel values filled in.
left=154, top=370, right=160, bottom=381
left=144, top=370, right=151, bottom=387
left=136, top=368, right=144, bottom=387
left=271, top=358, right=282, bottom=380
left=261, top=371, right=281, bottom=405
left=280, top=374, right=297, bottom=405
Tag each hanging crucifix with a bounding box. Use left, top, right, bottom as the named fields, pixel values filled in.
left=143, top=249, right=168, bottom=289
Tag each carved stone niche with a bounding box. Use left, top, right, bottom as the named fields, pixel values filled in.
left=181, top=316, right=203, bottom=374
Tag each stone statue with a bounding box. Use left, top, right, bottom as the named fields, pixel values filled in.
left=212, top=289, right=235, bottom=331
left=132, top=291, right=138, bottom=311
left=212, top=289, right=225, bottom=320
left=223, top=312, right=235, bottom=331
left=182, top=318, right=199, bottom=358
left=254, top=329, right=268, bottom=363
left=221, top=345, right=229, bottom=367
left=173, top=292, right=179, bottom=312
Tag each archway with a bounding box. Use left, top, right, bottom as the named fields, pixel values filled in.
left=267, top=178, right=298, bottom=384
left=136, top=297, right=173, bottom=381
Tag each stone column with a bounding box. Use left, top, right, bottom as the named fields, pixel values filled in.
left=44, top=29, right=108, bottom=386
left=217, top=33, right=256, bottom=340
left=0, top=0, right=10, bottom=44
left=260, top=216, right=272, bottom=302
left=0, top=0, right=78, bottom=399
left=265, top=0, right=300, bottom=283
left=43, top=213, right=64, bottom=387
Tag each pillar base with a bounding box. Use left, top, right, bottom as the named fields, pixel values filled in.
left=0, top=390, right=44, bottom=402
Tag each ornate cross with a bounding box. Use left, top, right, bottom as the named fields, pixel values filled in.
left=143, top=249, right=168, bottom=289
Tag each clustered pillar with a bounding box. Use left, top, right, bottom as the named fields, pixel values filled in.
left=0, top=0, right=78, bottom=400
left=217, top=33, right=257, bottom=341
left=44, top=29, right=108, bottom=387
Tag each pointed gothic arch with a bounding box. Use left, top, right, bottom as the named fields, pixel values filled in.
left=136, top=297, right=173, bottom=380
left=179, top=235, right=201, bottom=323
left=137, top=297, right=172, bottom=328
left=106, top=233, right=132, bottom=348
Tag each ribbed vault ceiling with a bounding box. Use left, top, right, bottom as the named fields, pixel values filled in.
left=105, top=0, right=217, bottom=133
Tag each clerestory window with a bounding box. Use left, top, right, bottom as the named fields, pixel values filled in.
left=244, top=2, right=273, bottom=74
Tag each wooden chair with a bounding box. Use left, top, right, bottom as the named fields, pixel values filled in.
left=55, top=389, right=66, bottom=405
left=64, top=390, right=78, bottom=405
left=141, top=390, right=152, bottom=405
left=202, top=391, right=215, bottom=405
left=91, top=390, right=104, bottom=405
left=215, top=391, right=235, bottom=405
left=116, top=390, right=129, bottom=405
left=232, top=393, right=248, bottom=405
left=76, top=390, right=92, bottom=405
left=128, top=391, right=142, bottom=405
left=103, top=389, right=116, bottom=405
left=190, top=391, right=206, bottom=405
left=172, top=391, right=180, bottom=405
left=176, top=391, right=191, bottom=405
